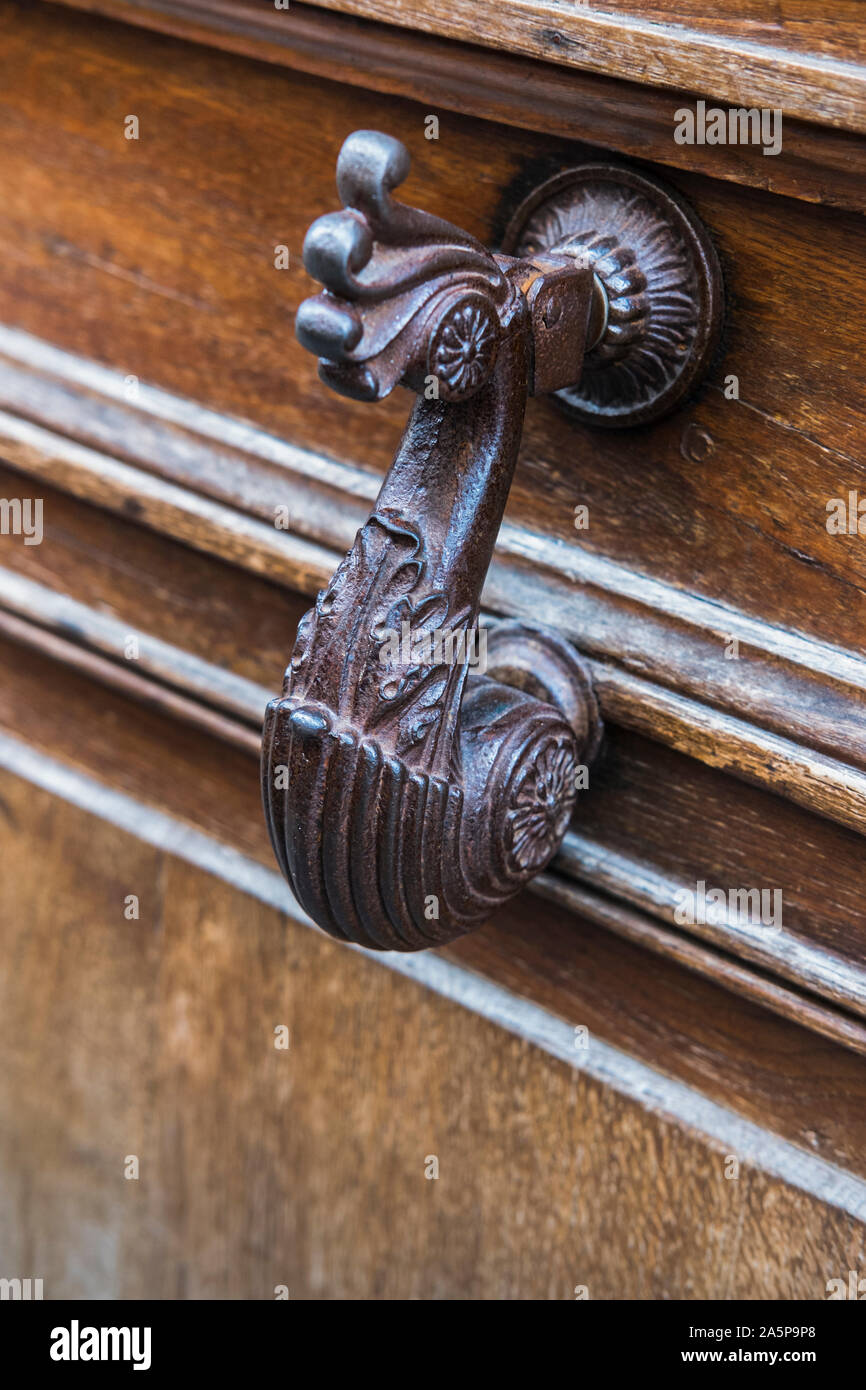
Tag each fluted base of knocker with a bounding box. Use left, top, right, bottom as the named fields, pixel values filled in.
left=263, top=700, right=470, bottom=951
left=262, top=635, right=598, bottom=952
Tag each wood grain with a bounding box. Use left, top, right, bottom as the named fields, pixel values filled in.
left=49, top=0, right=866, bottom=211
left=2, top=0, right=865, bottom=1301
left=15, top=540, right=863, bottom=1056
left=536, top=872, right=866, bottom=1057
left=0, top=767, right=864, bottom=1298
left=4, top=634, right=866, bottom=1181
left=300, top=0, right=866, bottom=130
left=2, top=348, right=866, bottom=841
left=0, top=3, right=864, bottom=674
left=5, top=463, right=866, bottom=1030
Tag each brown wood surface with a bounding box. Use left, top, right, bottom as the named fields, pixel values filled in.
left=5, top=463, right=866, bottom=1034
left=50, top=0, right=866, bottom=212
left=2, top=341, right=864, bottom=805
left=0, top=467, right=308, bottom=692
left=5, top=567, right=866, bottom=1053
left=0, top=2, right=864, bottom=672
left=2, top=0, right=866, bottom=1297
left=4, top=631, right=866, bottom=1185
left=300, top=0, right=866, bottom=130
left=5, top=351, right=866, bottom=854
left=1, top=766, right=865, bottom=1298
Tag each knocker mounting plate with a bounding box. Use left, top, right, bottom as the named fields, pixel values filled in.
left=502, top=164, right=724, bottom=427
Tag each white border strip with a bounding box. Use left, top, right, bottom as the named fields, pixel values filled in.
left=2, top=727, right=866, bottom=1222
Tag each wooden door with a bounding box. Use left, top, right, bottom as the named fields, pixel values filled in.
left=1, top=0, right=865, bottom=1303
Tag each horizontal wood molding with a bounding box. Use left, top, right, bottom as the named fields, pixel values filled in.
left=304, top=1, right=866, bottom=131
left=0, top=326, right=865, bottom=838
left=48, top=0, right=866, bottom=212
left=554, top=834, right=866, bottom=1021
left=535, top=875, right=866, bottom=1059
left=52, top=0, right=866, bottom=136
left=3, top=561, right=866, bottom=1051
left=5, top=739, right=866, bottom=1273
left=5, top=1, right=866, bottom=666
left=7, top=613, right=866, bottom=1184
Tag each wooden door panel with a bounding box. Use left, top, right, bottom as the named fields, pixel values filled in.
left=2, top=767, right=864, bottom=1300
left=0, top=0, right=865, bottom=1303
left=0, top=5, right=863, bottom=650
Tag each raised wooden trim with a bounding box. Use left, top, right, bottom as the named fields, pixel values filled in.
left=535, top=875, right=866, bottom=1058
left=0, top=325, right=864, bottom=838
left=8, top=612, right=866, bottom=1181
left=0, top=603, right=262, bottom=756
left=554, top=834, right=866, bottom=1019
left=3, top=722, right=866, bottom=1216
left=44, top=0, right=866, bottom=135
left=302, top=0, right=866, bottom=132
left=3, top=563, right=866, bottom=1049
left=48, top=0, right=866, bottom=210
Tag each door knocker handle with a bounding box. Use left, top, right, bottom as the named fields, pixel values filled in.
left=263, top=130, right=723, bottom=951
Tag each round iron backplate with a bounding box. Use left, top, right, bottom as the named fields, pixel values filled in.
left=502, top=164, right=724, bottom=428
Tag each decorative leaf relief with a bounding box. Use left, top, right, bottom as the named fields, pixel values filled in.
left=285, top=503, right=476, bottom=766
